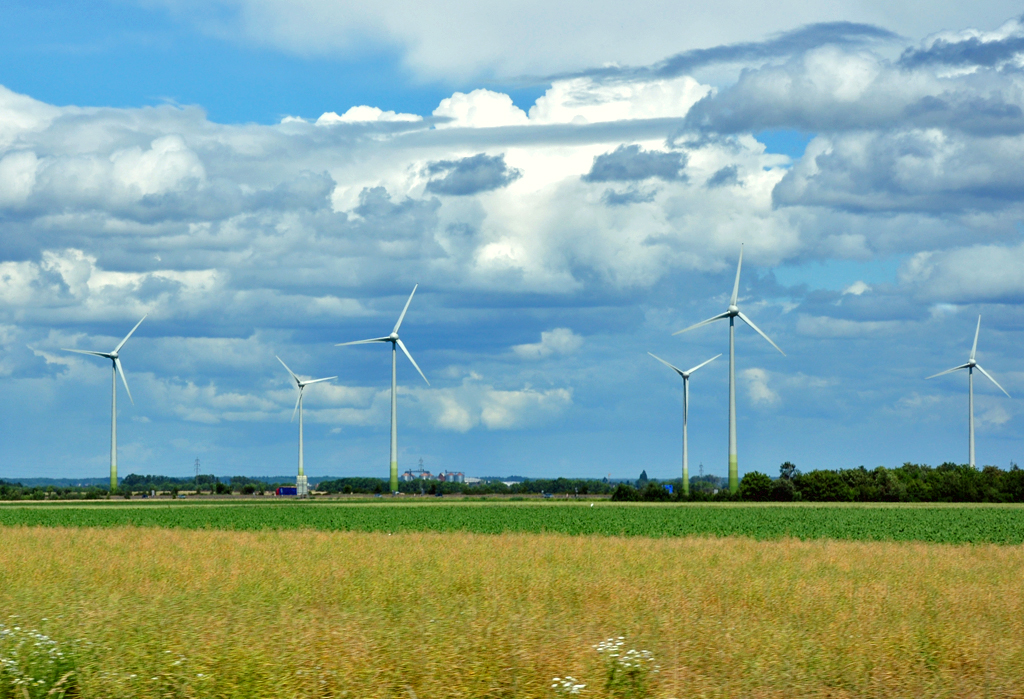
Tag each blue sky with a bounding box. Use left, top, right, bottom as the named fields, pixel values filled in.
left=3, top=1, right=1024, bottom=482
left=0, top=0, right=544, bottom=122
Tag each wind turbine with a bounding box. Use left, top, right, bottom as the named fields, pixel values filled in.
left=336, top=285, right=429, bottom=493
left=62, top=314, right=147, bottom=493
left=673, top=244, right=784, bottom=493
left=648, top=352, right=720, bottom=496
left=277, top=356, right=335, bottom=497
left=927, top=315, right=1010, bottom=468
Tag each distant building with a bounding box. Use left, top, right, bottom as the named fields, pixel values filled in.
left=438, top=471, right=465, bottom=483
left=401, top=469, right=433, bottom=482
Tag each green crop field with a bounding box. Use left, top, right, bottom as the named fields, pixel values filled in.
left=1, top=500, right=1023, bottom=543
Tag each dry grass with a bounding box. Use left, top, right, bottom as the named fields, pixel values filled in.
left=1, top=526, right=1023, bottom=698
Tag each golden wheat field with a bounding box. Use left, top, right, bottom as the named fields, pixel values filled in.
left=1, top=526, right=1023, bottom=698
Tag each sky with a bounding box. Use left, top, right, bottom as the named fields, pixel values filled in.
left=3, top=0, right=1024, bottom=482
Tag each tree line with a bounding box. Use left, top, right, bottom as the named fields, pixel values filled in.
left=5, top=462, right=1024, bottom=502
left=0, top=473, right=298, bottom=500
left=316, top=477, right=617, bottom=496
left=610, top=462, right=1024, bottom=502
left=0, top=474, right=617, bottom=500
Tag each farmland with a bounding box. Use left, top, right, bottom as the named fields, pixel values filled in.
left=1, top=525, right=1023, bottom=698
left=3, top=502, right=1024, bottom=697
left=0, top=500, right=1023, bottom=543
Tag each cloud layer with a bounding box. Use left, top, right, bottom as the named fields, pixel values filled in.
left=142, top=0, right=1020, bottom=81
left=4, top=13, right=1024, bottom=478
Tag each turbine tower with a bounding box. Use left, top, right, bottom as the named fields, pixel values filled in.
left=648, top=352, right=720, bottom=496
left=277, top=356, right=335, bottom=497
left=337, top=285, right=429, bottom=493
left=673, top=245, right=784, bottom=493
left=62, top=314, right=147, bottom=493
left=927, top=315, right=1010, bottom=468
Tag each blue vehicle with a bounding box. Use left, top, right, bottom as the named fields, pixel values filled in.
left=276, top=486, right=298, bottom=496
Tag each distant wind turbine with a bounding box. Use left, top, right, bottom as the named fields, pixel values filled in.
left=336, top=285, right=429, bottom=493
left=648, top=352, right=720, bottom=496
left=673, top=244, right=784, bottom=493
left=927, top=315, right=1010, bottom=468
left=277, top=356, right=335, bottom=497
left=62, top=314, right=147, bottom=493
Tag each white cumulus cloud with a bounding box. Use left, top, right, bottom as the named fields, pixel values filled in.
left=512, top=328, right=584, bottom=360
left=316, top=106, right=422, bottom=124
left=741, top=367, right=781, bottom=406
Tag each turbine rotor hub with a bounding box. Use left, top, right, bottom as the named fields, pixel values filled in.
left=727, top=305, right=739, bottom=315
left=389, top=332, right=399, bottom=341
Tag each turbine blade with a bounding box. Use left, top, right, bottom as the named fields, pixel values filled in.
left=114, top=357, right=134, bottom=405
left=684, top=353, right=722, bottom=376
left=648, top=352, right=685, bottom=377
left=730, top=244, right=744, bottom=306
left=975, top=364, right=1011, bottom=398
left=736, top=311, right=785, bottom=356
left=672, top=311, right=730, bottom=336
left=113, top=314, right=148, bottom=353
left=276, top=355, right=302, bottom=385
left=397, top=338, right=429, bottom=385
left=291, top=387, right=303, bottom=422
left=393, top=284, right=418, bottom=334
left=62, top=348, right=111, bottom=358
left=336, top=337, right=391, bottom=347
left=970, top=315, right=981, bottom=361
left=926, top=364, right=970, bottom=379
left=300, top=376, right=337, bottom=386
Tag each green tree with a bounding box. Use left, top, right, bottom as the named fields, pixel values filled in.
left=611, top=484, right=640, bottom=501
left=770, top=477, right=795, bottom=501
left=794, top=470, right=854, bottom=501
left=640, top=482, right=672, bottom=501
left=739, top=471, right=773, bottom=501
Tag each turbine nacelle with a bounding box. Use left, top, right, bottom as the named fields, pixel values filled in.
left=61, top=314, right=147, bottom=406
left=649, top=352, right=721, bottom=381
left=927, top=315, right=1009, bottom=398
left=672, top=247, right=784, bottom=357
left=276, top=356, right=335, bottom=422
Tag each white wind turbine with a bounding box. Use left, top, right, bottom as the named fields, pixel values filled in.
left=648, top=352, right=720, bottom=497
left=336, top=285, right=429, bottom=493
left=277, top=356, right=335, bottom=497
left=62, top=314, right=147, bottom=493
left=927, top=315, right=1010, bottom=468
left=673, top=244, right=784, bottom=493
